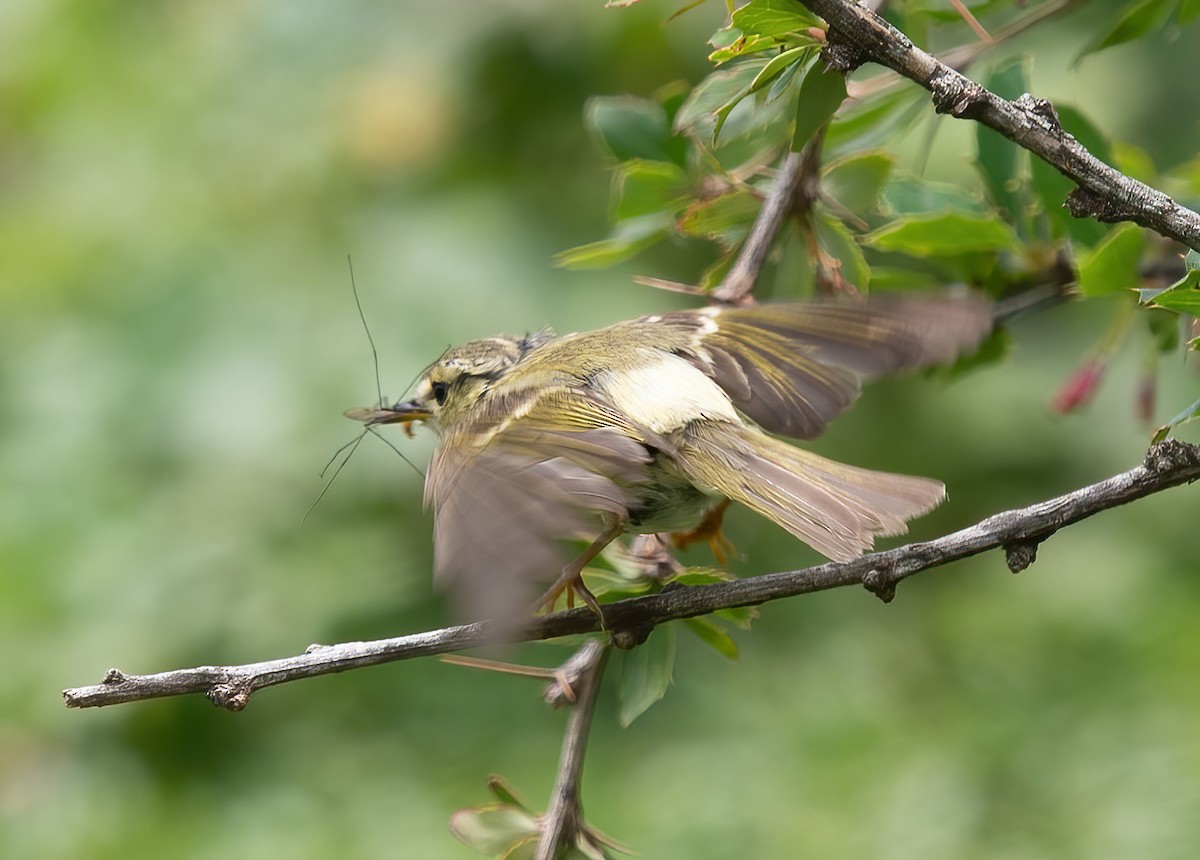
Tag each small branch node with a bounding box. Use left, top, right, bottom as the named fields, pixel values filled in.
left=1003, top=540, right=1041, bottom=573
left=102, top=668, right=127, bottom=685
left=1014, top=92, right=1063, bottom=133
left=609, top=624, right=652, bottom=651
left=208, top=679, right=252, bottom=711
left=543, top=640, right=606, bottom=708
left=1065, top=187, right=1136, bottom=224
left=305, top=643, right=330, bottom=653
left=1145, top=439, right=1200, bottom=473
left=820, top=30, right=868, bottom=73
left=930, top=71, right=986, bottom=118
left=862, top=568, right=896, bottom=603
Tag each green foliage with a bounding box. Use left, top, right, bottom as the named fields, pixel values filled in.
left=1143, top=249, right=1200, bottom=314
left=1077, top=224, right=1145, bottom=297
left=791, top=63, right=846, bottom=152
left=975, top=58, right=1030, bottom=229
left=1029, top=104, right=1111, bottom=246
left=587, top=96, right=687, bottom=165
left=1074, top=0, right=1193, bottom=62
left=617, top=624, right=676, bottom=727
left=822, top=151, right=895, bottom=215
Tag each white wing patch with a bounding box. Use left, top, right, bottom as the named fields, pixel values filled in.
left=596, top=351, right=738, bottom=434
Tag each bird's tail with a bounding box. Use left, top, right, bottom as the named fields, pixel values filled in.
left=675, top=421, right=945, bottom=562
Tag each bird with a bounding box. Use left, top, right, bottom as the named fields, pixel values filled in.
left=346, top=292, right=992, bottom=622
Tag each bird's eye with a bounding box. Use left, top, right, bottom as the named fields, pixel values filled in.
left=431, top=381, right=449, bottom=406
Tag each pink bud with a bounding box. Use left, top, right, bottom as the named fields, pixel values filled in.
left=1051, top=359, right=1105, bottom=414
left=1136, top=371, right=1156, bottom=424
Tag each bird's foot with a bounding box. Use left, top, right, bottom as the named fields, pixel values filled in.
left=532, top=572, right=604, bottom=623
left=672, top=499, right=736, bottom=566
left=530, top=522, right=624, bottom=625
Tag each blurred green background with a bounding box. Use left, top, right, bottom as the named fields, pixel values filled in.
left=3, top=1, right=1199, bottom=858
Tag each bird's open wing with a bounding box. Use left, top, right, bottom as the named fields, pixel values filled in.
left=423, top=389, right=658, bottom=623
left=633, top=292, right=991, bottom=439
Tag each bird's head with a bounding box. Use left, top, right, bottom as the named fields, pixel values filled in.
left=345, top=332, right=552, bottom=434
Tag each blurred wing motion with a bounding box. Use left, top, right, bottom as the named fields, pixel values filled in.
left=641, top=292, right=992, bottom=439
left=424, top=390, right=657, bottom=622
left=674, top=421, right=944, bottom=562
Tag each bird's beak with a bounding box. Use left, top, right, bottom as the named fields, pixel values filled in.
left=343, top=399, right=430, bottom=427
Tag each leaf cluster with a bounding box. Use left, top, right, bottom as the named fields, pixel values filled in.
left=562, top=0, right=1200, bottom=431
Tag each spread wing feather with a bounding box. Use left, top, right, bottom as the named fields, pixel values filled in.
left=636, top=292, right=991, bottom=439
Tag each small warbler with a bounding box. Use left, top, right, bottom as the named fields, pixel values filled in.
left=347, top=292, right=991, bottom=621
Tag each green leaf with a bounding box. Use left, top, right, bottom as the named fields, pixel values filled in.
left=554, top=214, right=671, bottom=269
left=863, top=212, right=1020, bottom=256
left=1076, top=0, right=1174, bottom=63
left=683, top=617, right=740, bottom=660
left=708, top=32, right=779, bottom=64
left=586, top=96, right=677, bottom=164
left=882, top=174, right=988, bottom=216
left=822, top=150, right=895, bottom=214
left=708, top=84, right=794, bottom=171
left=1146, top=248, right=1200, bottom=312
left=730, top=0, right=821, bottom=38
left=671, top=566, right=738, bottom=586
left=814, top=208, right=869, bottom=290
left=1181, top=0, right=1200, bottom=23
left=674, top=58, right=769, bottom=143
left=612, top=160, right=688, bottom=221
left=976, top=58, right=1028, bottom=220
left=1152, top=395, right=1200, bottom=443
left=1147, top=306, right=1180, bottom=353
left=700, top=251, right=737, bottom=291
left=792, top=64, right=846, bottom=151
left=1029, top=105, right=1110, bottom=246
left=678, top=189, right=761, bottom=248
left=1148, top=274, right=1200, bottom=314
left=617, top=624, right=676, bottom=727
left=748, top=45, right=812, bottom=94
left=1076, top=224, right=1146, bottom=296
left=824, top=87, right=925, bottom=157
left=714, top=605, right=759, bottom=629
left=582, top=567, right=652, bottom=599
left=865, top=265, right=943, bottom=292
left=765, top=52, right=805, bottom=103
left=449, top=804, right=539, bottom=856
left=487, top=775, right=532, bottom=812
left=709, top=25, right=744, bottom=51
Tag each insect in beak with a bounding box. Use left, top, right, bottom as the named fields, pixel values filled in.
left=344, top=400, right=429, bottom=437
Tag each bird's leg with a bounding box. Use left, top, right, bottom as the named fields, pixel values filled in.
left=672, top=498, right=736, bottom=565
left=534, top=520, right=625, bottom=621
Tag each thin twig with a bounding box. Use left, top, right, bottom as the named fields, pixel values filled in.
left=535, top=640, right=609, bottom=860
left=713, top=148, right=809, bottom=305
left=62, top=440, right=1200, bottom=711
left=797, top=0, right=1200, bottom=251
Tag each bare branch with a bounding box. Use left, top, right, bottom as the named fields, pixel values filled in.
left=796, top=0, right=1200, bottom=251
left=63, top=440, right=1200, bottom=711
left=535, top=640, right=609, bottom=860
left=714, top=151, right=806, bottom=304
